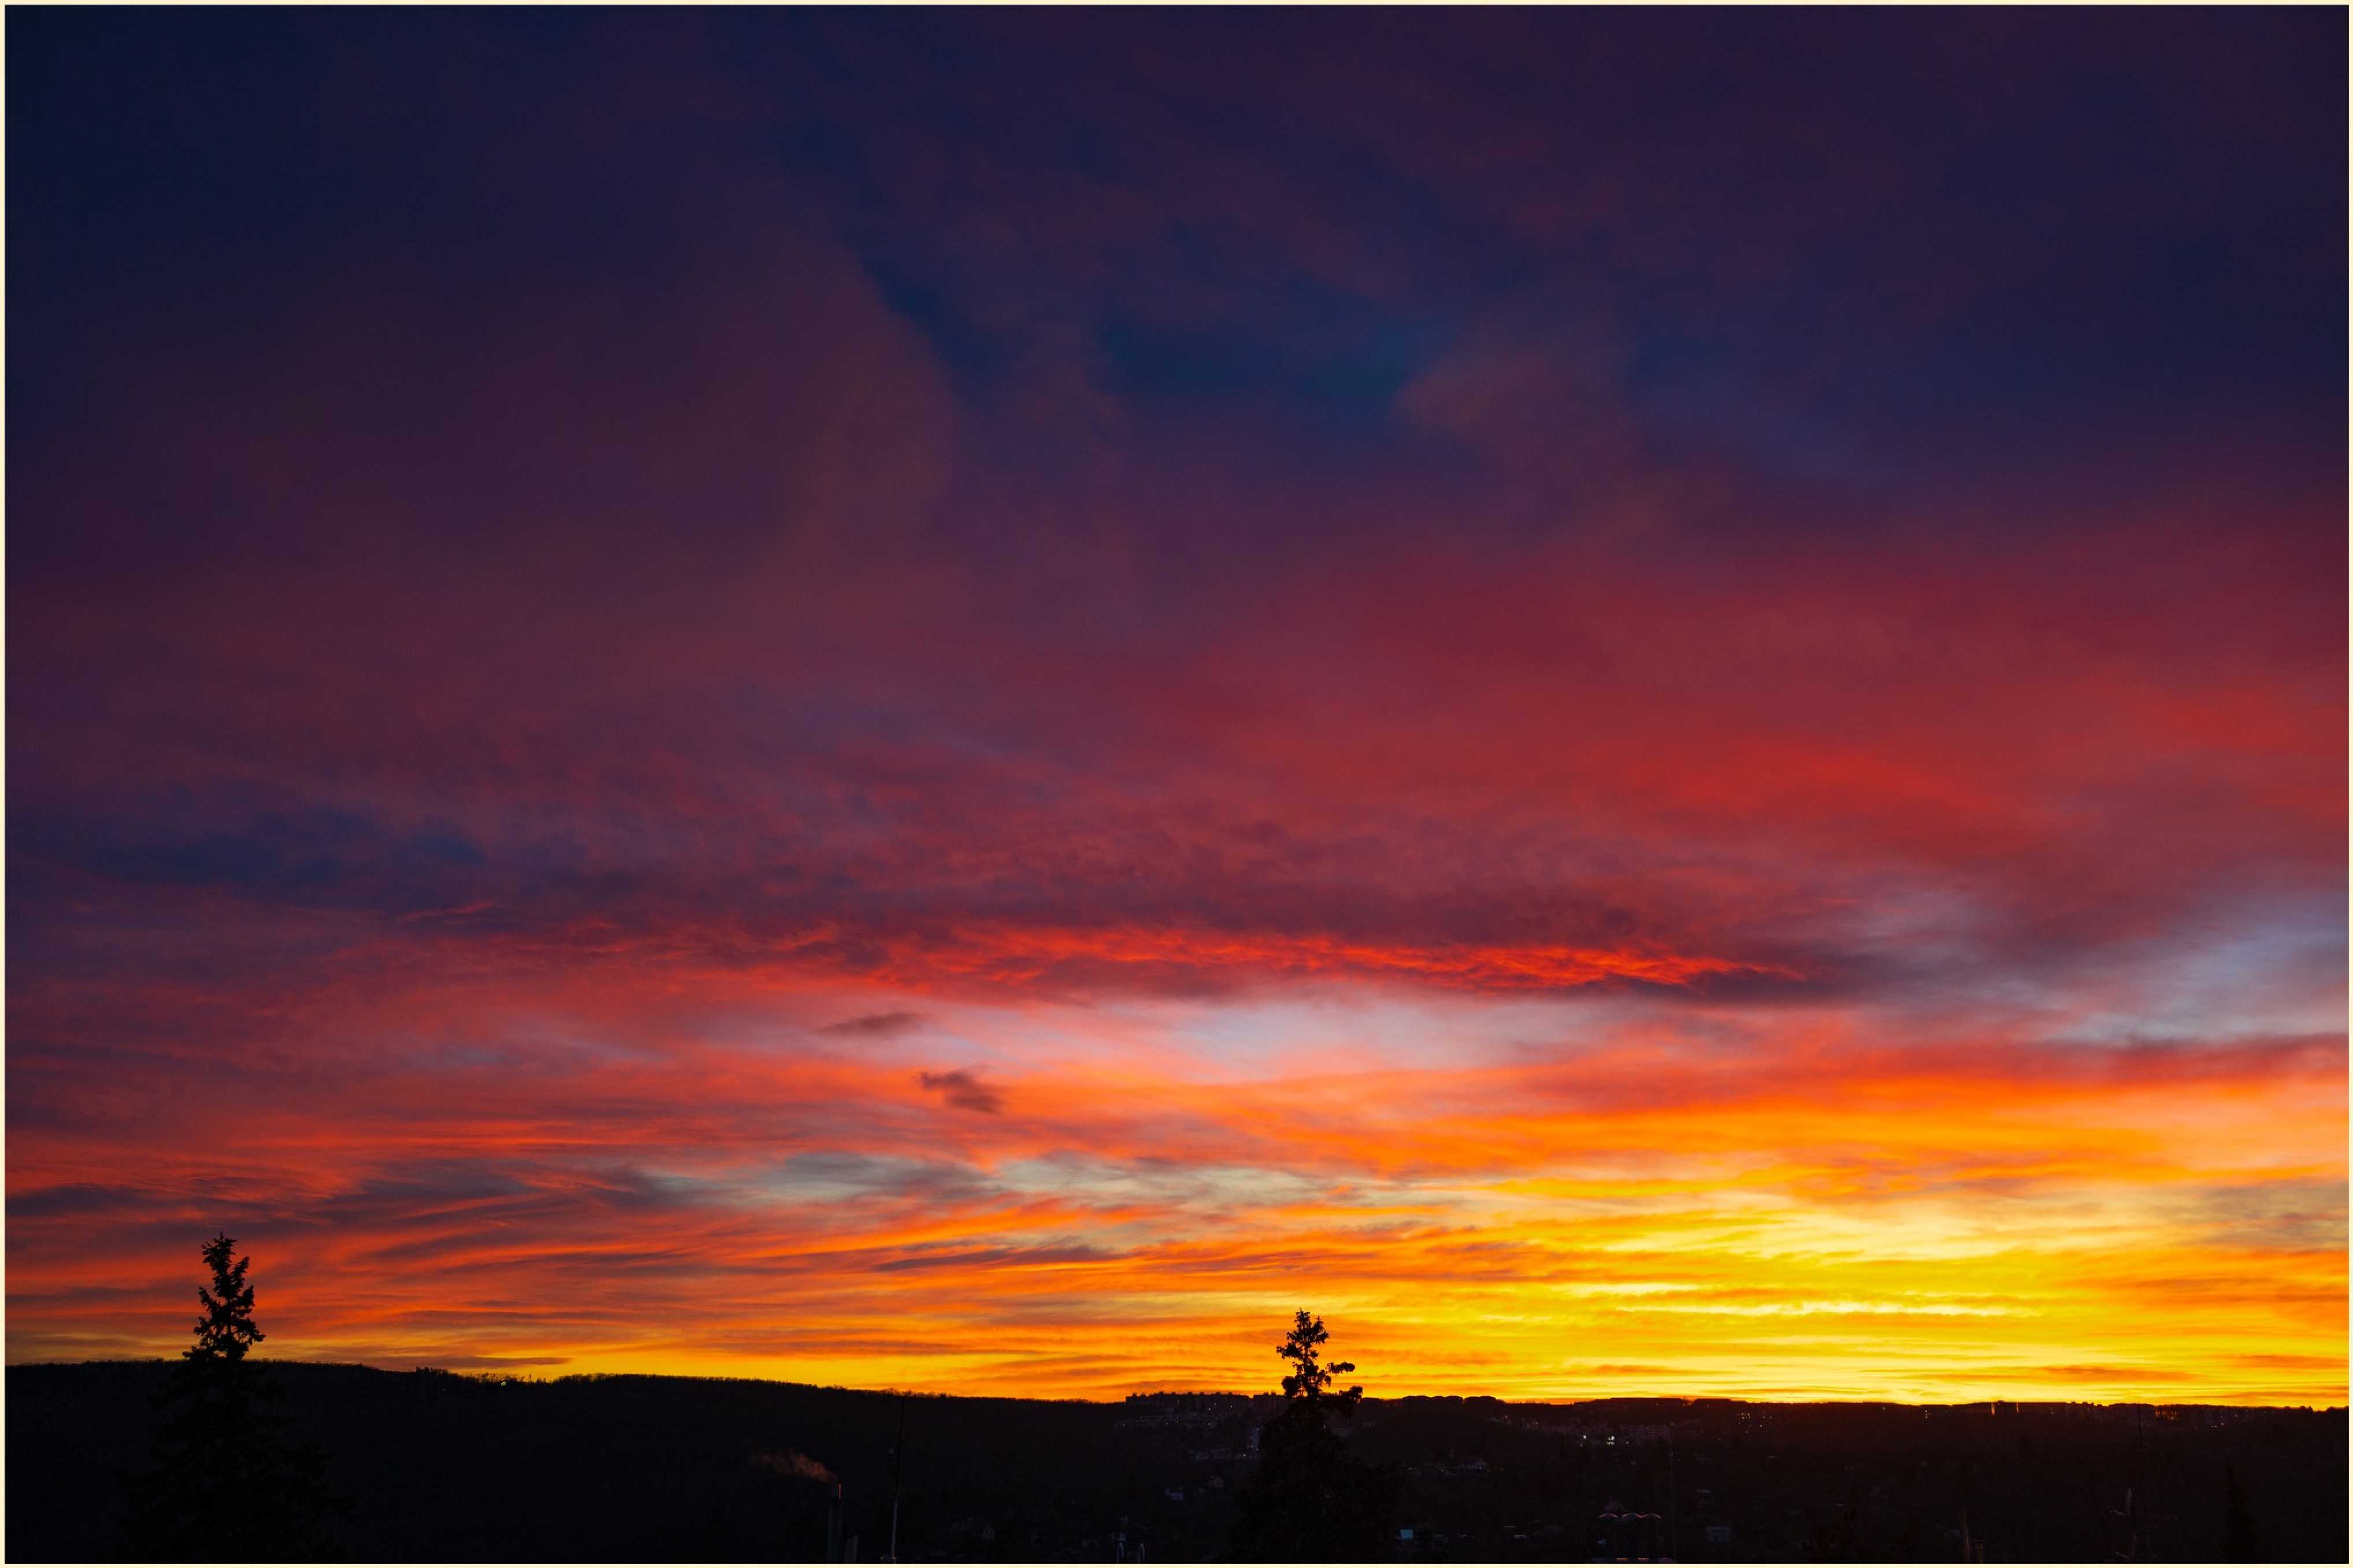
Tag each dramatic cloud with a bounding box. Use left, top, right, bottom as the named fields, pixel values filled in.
left=918, top=1071, right=1006, bottom=1116
left=824, top=1012, right=930, bottom=1039
left=6, top=9, right=2343, bottom=1404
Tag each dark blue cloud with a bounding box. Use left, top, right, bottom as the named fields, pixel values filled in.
left=12, top=804, right=487, bottom=910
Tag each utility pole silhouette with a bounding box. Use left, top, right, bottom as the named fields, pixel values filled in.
left=886, top=1394, right=908, bottom=1563
left=2109, top=1485, right=2140, bottom=1561
left=1667, top=1439, right=1678, bottom=1562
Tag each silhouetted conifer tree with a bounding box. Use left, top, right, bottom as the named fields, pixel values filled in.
left=1229, top=1311, right=1397, bottom=1562
left=124, top=1233, right=340, bottom=1560
left=1274, top=1310, right=1361, bottom=1411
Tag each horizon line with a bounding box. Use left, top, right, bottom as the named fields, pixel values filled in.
left=10, top=1357, right=2343, bottom=1414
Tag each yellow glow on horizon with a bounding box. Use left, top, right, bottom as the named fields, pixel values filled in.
left=10, top=991, right=2341, bottom=1409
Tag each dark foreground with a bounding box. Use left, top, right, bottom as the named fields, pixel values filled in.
left=7, top=1362, right=2345, bottom=1562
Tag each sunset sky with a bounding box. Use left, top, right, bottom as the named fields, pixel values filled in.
left=8, top=10, right=2345, bottom=1406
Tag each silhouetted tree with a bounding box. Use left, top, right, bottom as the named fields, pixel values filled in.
left=1275, top=1310, right=1361, bottom=1411
left=1229, top=1311, right=1396, bottom=1562
left=124, top=1233, right=340, bottom=1560
left=2222, top=1463, right=2261, bottom=1561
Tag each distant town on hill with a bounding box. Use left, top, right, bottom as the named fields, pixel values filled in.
left=8, top=1360, right=2345, bottom=1562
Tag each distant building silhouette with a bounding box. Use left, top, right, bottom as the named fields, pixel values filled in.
left=1593, top=1497, right=1668, bottom=1561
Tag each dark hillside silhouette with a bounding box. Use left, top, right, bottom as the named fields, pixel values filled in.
left=6, top=1275, right=2344, bottom=1562
left=6, top=1362, right=2344, bottom=1561
left=121, top=1234, right=339, bottom=1560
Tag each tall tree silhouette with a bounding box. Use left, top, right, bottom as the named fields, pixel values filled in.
left=1229, top=1311, right=1396, bottom=1562
left=124, top=1233, right=339, bottom=1560
left=1275, top=1310, right=1361, bottom=1410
